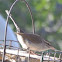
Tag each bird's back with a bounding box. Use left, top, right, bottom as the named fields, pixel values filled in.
left=16, top=32, right=55, bottom=51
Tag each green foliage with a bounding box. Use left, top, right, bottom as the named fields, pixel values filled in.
left=58, top=0, right=62, bottom=4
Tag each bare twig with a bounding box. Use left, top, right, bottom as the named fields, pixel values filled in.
left=5, top=10, right=21, bottom=33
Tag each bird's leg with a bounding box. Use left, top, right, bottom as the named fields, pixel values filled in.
left=30, top=51, right=36, bottom=55
left=40, top=51, right=44, bottom=62
left=26, top=48, right=36, bottom=55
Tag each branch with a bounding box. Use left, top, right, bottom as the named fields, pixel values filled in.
left=5, top=10, right=20, bottom=32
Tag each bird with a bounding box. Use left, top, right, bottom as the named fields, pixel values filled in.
left=15, top=32, right=55, bottom=52
left=15, top=31, right=55, bottom=62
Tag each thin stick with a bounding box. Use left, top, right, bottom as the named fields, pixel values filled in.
left=28, top=48, right=30, bottom=62
left=54, top=51, right=56, bottom=62
left=16, top=48, right=19, bottom=62
left=5, top=10, right=20, bottom=32
left=2, top=0, right=18, bottom=62
left=59, top=53, right=61, bottom=62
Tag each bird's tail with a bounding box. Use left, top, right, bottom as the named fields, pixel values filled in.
left=51, top=47, right=61, bottom=52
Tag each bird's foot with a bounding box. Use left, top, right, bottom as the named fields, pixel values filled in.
left=30, top=51, right=37, bottom=55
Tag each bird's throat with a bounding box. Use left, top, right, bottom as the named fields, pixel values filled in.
left=17, top=34, right=28, bottom=49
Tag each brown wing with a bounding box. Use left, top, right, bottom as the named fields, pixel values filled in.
left=16, top=33, right=53, bottom=47
left=43, top=39, right=53, bottom=47
left=16, top=33, right=43, bottom=43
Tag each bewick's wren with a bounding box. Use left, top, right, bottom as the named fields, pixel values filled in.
left=16, top=32, right=55, bottom=51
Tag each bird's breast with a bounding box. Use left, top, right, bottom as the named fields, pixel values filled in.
left=17, top=34, right=28, bottom=49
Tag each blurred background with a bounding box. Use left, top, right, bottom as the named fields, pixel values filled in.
left=0, top=0, right=62, bottom=51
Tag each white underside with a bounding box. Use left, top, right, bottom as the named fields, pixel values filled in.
left=17, top=34, right=28, bottom=49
